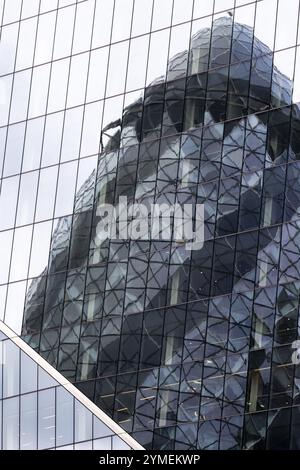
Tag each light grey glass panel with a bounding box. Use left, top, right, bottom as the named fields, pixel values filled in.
left=0, top=23, right=18, bottom=75
left=93, top=437, right=112, bottom=450
left=126, top=35, right=149, bottom=92
left=47, top=59, right=70, bottom=113
left=152, top=0, right=173, bottom=31
left=214, top=0, right=234, bottom=12
left=38, top=366, right=58, bottom=390
left=3, top=396, right=19, bottom=450
left=9, top=69, right=32, bottom=124
left=275, top=0, right=299, bottom=50
left=72, top=0, right=94, bottom=54
left=4, top=280, right=26, bottom=334
left=40, top=0, right=57, bottom=13
left=111, top=0, right=133, bottom=43
left=106, top=41, right=129, bottom=97
left=74, top=440, right=93, bottom=450
left=42, top=112, right=64, bottom=166
left=9, top=225, right=33, bottom=282
left=86, top=47, right=109, bottom=102
left=35, top=165, right=58, bottom=222
left=0, top=176, right=19, bottom=231
left=131, top=0, right=152, bottom=37
left=0, top=75, right=13, bottom=127
left=172, top=0, right=193, bottom=24
left=15, top=17, right=38, bottom=71
left=61, top=106, right=84, bottom=162
left=2, top=339, right=20, bottom=398
left=112, top=435, right=131, bottom=450
left=54, top=161, right=78, bottom=218
left=28, top=64, right=51, bottom=119
left=22, top=117, right=44, bottom=172
left=67, top=53, right=89, bottom=108
left=21, top=0, right=40, bottom=18
left=76, top=156, right=97, bottom=196
left=93, top=415, right=112, bottom=439
left=21, top=351, right=38, bottom=394
left=80, top=102, right=103, bottom=158
left=146, top=29, right=170, bottom=85
left=56, top=386, right=74, bottom=447
left=92, top=0, right=114, bottom=48
left=74, top=399, right=92, bottom=443
left=0, top=127, right=6, bottom=174
left=193, top=0, right=214, bottom=18
left=3, top=0, right=22, bottom=23
left=20, top=393, right=37, bottom=450
left=0, top=285, right=7, bottom=321
left=38, top=388, right=56, bottom=449
left=3, top=121, right=26, bottom=177
left=16, top=171, right=39, bottom=226
left=34, top=11, right=56, bottom=66
left=0, top=229, right=13, bottom=285
left=53, top=5, right=76, bottom=60
left=254, top=0, right=277, bottom=50
left=29, top=221, right=52, bottom=278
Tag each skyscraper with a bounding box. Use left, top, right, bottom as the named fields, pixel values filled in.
left=1, top=0, right=300, bottom=451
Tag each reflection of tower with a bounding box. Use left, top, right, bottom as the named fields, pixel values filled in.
left=22, top=17, right=300, bottom=450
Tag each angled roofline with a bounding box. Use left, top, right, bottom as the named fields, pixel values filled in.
left=0, top=320, right=144, bottom=450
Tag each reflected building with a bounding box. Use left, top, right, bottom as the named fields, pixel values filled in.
left=21, top=15, right=300, bottom=450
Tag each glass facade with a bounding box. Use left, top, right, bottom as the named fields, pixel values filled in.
left=1, top=0, right=300, bottom=451
left=0, top=320, right=142, bottom=449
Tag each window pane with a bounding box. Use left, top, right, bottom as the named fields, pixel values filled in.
left=16, top=170, right=39, bottom=226
left=34, top=11, right=56, bottom=66
left=106, top=41, right=129, bottom=97
left=74, top=399, right=92, bottom=442
left=80, top=101, right=103, bottom=158
left=20, top=393, right=37, bottom=450
left=0, top=23, right=18, bottom=75
left=35, top=165, right=58, bottom=222
left=3, top=340, right=20, bottom=398
left=4, top=281, right=27, bottom=333
left=47, top=59, right=70, bottom=113
left=28, top=64, right=51, bottom=119
left=72, top=0, right=94, bottom=54
left=38, top=388, right=55, bottom=449
left=111, top=0, right=133, bottom=43
left=61, top=106, right=84, bottom=162
left=0, top=230, right=13, bottom=284
left=53, top=5, right=76, bottom=60
left=56, top=387, right=74, bottom=447
left=3, top=397, right=19, bottom=450
left=87, top=47, right=109, bottom=102
left=9, top=69, right=31, bottom=124
left=54, top=161, right=78, bottom=217
left=22, top=116, right=45, bottom=172
left=0, top=176, right=19, bottom=231
left=9, top=225, right=33, bottom=282
left=3, top=122, right=25, bottom=177
left=20, top=351, right=38, bottom=394
left=42, top=112, right=64, bottom=166
left=15, top=17, right=38, bottom=71
left=29, top=221, right=52, bottom=278
left=92, top=0, right=114, bottom=48
left=126, top=35, right=149, bottom=92
left=0, top=75, right=13, bottom=127
left=67, top=53, right=89, bottom=108
left=131, top=0, right=152, bottom=37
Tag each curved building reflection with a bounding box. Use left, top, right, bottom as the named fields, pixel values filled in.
left=22, top=17, right=300, bottom=450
